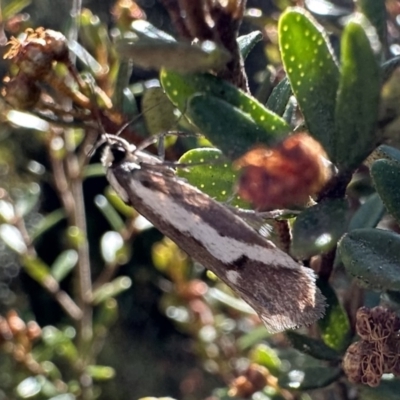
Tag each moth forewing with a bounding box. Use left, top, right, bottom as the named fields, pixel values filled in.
left=103, top=143, right=326, bottom=333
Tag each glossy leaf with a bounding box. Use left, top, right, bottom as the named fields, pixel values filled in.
left=177, top=148, right=245, bottom=206
left=318, top=280, right=351, bottom=352
left=100, top=231, right=129, bottom=264
left=160, top=70, right=290, bottom=143
left=266, top=77, right=292, bottom=116
left=51, top=250, right=78, bottom=282
left=16, top=377, right=42, bottom=398
left=130, top=19, right=175, bottom=42
left=334, top=15, right=380, bottom=170
left=279, top=366, right=341, bottom=390
left=286, top=331, right=340, bottom=361
left=279, top=8, right=339, bottom=155
left=339, top=228, right=400, bottom=291
left=305, top=0, right=351, bottom=18
left=291, top=199, right=350, bottom=259
left=0, top=200, right=14, bottom=222
left=0, top=224, right=27, bottom=254
left=186, top=94, right=283, bottom=158
left=238, top=31, right=263, bottom=59
left=371, top=159, right=400, bottom=224
left=349, top=193, right=385, bottom=231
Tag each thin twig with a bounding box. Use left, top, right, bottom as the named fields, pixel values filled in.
left=5, top=192, right=82, bottom=321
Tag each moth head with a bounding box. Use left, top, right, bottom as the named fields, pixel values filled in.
left=100, top=134, right=136, bottom=168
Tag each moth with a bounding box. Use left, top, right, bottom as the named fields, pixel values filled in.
left=101, top=135, right=326, bottom=333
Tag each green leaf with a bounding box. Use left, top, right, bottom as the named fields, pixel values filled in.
left=86, top=365, right=115, bottom=381
left=51, top=250, right=78, bottom=282
left=360, top=379, right=400, bottom=400
left=371, top=144, right=400, bottom=164
left=349, top=193, right=385, bottom=230
left=16, top=377, right=41, bottom=398
left=186, top=94, right=284, bottom=158
left=286, top=331, right=340, bottom=361
left=113, top=59, right=134, bottom=114
left=48, top=395, right=75, bottom=400
left=291, top=199, right=350, bottom=259
left=116, top=39, right=231, bottom=73
left=123, top=20, right=232, bottom=73
left=356, top=0, right=386, bottom=54
left=0, top=224, right=27, bottom=254
left=41, top=326, right=78, bottom=362
left=371, top=159, right=400, bottom=224
left=3, top=0, right=31, bottom=20
left=95, top=298, right=119, bottom=327
left=84, top=163, right=105, bottom=178
left=339, top=228, right=400, bottom=291
left=266, top=77, right=292, bottom=116
left=250, top=344, right=282, bottom=376
left=31, top=209, right=66, bottom=241
left=279, top=7, right=339, bottom=155
left=95, top=194, right=126, bottom=231
left=105, top=187, right=136, bottom=218
left=177, top=148, right=246, bottom=206
left=317, top=280, right=351, bottom=352
left=279, top=366, right=341, bottom=390
left=130, top=19, right=176, bottom=42
left=334, top=15, right=381, bottom=170
left=92, top=276, right=132, bottom=305
left=141, top=87, right=176, bottom=135
left=0, top=200, right=14, bottom=222
left=160, top=70, right=290, bottom=144
left=15, top=183, right=41, bottom=217
left=100, top=231, right=130, bottom=264
left=236, top=326, right=270, bottom=350
left=238, top=31, right=263, bottom=59
left=21, top=255, right=52, bottom=284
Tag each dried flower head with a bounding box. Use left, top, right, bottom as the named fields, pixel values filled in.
left=234, top=133, right=331, bottom=211
left=344, top=306, right=400, bottom=387
left=4, top=27, right=69, bottom=79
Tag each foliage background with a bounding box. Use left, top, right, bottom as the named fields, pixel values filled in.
left=2, top=1, right=400, bottom=400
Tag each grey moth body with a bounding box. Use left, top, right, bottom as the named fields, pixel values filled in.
left=102, top=139, right=326, bottom=333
